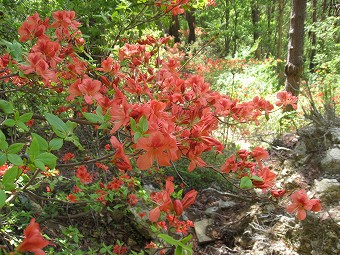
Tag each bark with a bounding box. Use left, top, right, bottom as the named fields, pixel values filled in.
left=309, top=0, right=317, bottom=72
left=284, top=0, right=307, bottom=99
left=232, top=6, right=239, bottom=58
left=277, top=0, right=284, bottom=60
left=322, top=0, right=328, bottom=20
left=185, top=8, right=196, bottom=43
left=169, top=15, right=180, bottom=43
left=224, top=0, right=231, bottom=54
left=251, top=0, right=261, bottom=59
left=277, top=0, right=285, bottom=88
left=265, top=1, right=275, bottom=58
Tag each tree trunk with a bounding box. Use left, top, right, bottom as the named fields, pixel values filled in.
left=251, top=0, right=261, bottom=59
left=277, top=0, right=285, bottom=88
left=185, top=8, right=196, bottom=43
left=224, top=0, right=231, bottom=55
left=322, top=0, right=328, bottom=20
left=169, top=15, right=180, bottom=43
left=232, top=7, right=239, bottom=58
left=277, top=0, right=284, bottom=60
left=284, top=0, right=307, bottom=99
left=309, top=0, right=317, bottom=72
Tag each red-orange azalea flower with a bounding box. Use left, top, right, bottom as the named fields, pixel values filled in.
left=275, top=91, right=298, bottom=110
left=16, top=218, right=49, bottom=255
left=136, top=131, right=178, bottom=170
left=286, top=189, right=322, bottom=220
left=251, top=166, right=276, bottom=191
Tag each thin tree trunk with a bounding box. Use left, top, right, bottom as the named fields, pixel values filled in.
left=224, top=0, right=230, bottom=55
left=186, top=7, right=196, bottom=43
left=251, top=0, right=261, bottom=59
left=277, top=0, right=285, bottom=88
left=169, top=15, right=180, bottom=43
left=232, top=8, right=239, bottom=58
left=284, top=0, right=307, bottom=100
left=322, top=0, right=328, bottom=20
left=309, top=0, right=317, bottom=72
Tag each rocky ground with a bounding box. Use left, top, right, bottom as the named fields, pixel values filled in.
left=187, top=126, right=340, bottom=255
left=21, top=125, right=340, bottom=255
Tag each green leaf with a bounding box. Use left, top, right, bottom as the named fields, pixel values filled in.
left=240, top=176, right=253, bottom=189
left=65, top=121, right=77, bottom=133
left=265, top=113, right=270, bottom=121
left=181, top=234, right=192, bottom=244
left=3, top=119, right=15, bottom=127
left=175, top=245, right=183, bottom=255
left=139, top=115, right=148, bottom=133
left=31, top=133, right=48, bottom=151
left=18, top=113, right=33, bottom=123
left=7, top=40, right=23, bottom=61
left=45, top=113, right=67, bottom=137
left=7, top=143, right=24, bottom=154
left=158, top=234, right=180, bottom=246
left=16, top=121, right=29, bottom=131
left=0, top=130, right=6, bottom=141
left=7, top=154, right=23, bottom=165
left=49, top=138, right=63, bottom=151
left=4, top=183, right=16, bottom=191
left=0, top=152, right=7, bottom=165
left=36, top=152, right=57, bottom=169
left=134, top=132, right=142, bottom=143
left=28, top=137, right=40, bottom=159
left=0, top=140, right=8, bottom=151
left=251, top=175, right=264, bottom=182
left=52, top=128, right=67, bottom=138
left=14, top=111, right=19, bottom=121
left=34, top=159, right=45, bottom=171
left=130, top=117, right=137, bottom=132
left=2, top=166, right=18, bottom=191
left=82, top=112, right=102, bottom=123
left=0, top=99, right=14, bottom=114
left=65, top=135, right=84, bottom=151
left=0, top=190, right=6, bottom=209
left=96, top=105, right=103, bottom=116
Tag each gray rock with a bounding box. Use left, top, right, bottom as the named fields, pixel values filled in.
left=205, top=206, right=219, bottom=215
left=218, top=200, right=237, bottom=209
left=314, top=179, right=340, bottom=194
left=328, top=127, right=340, bottom=144
left=194, top=219, right=214, bottom=244
left=294, top=140, right=307, bottom=158
left=320, top=148, right=340, bottom=174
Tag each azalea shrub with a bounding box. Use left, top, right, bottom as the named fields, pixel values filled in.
left=0, top=9, right=321, bottom=255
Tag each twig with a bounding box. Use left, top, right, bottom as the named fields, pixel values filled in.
left=200, top=187, right=253, bottom=202
left=5, top=168, right=41, bottom=204
left=57, top=152, right=115, bottom=168
left=170, top=160, right=188, bottom=187
left=178, top=35, right=218, bottom=72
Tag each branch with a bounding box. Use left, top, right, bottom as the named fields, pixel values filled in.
left=5, top=168, right=41, bottom=204
left=0, top=73, right=19, bottom=80
left=56, top=152, right=115, bottom=168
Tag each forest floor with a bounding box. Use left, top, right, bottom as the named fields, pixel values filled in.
left=38, top=129, right=340, bottom=255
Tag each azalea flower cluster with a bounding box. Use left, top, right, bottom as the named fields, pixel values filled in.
left=155, top=0, right=189, bottom=16
left=149, top=178, right=197, bottom=234
left=221, top=146, right=276, bottom=191
left=0, top=9, right=320, bottom=254
left=18, top=11, right=86, bottom=86
left=149, top=178, right=197, bottom=222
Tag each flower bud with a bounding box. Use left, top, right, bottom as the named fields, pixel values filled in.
left=173, top=199, right=183, bottom=216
